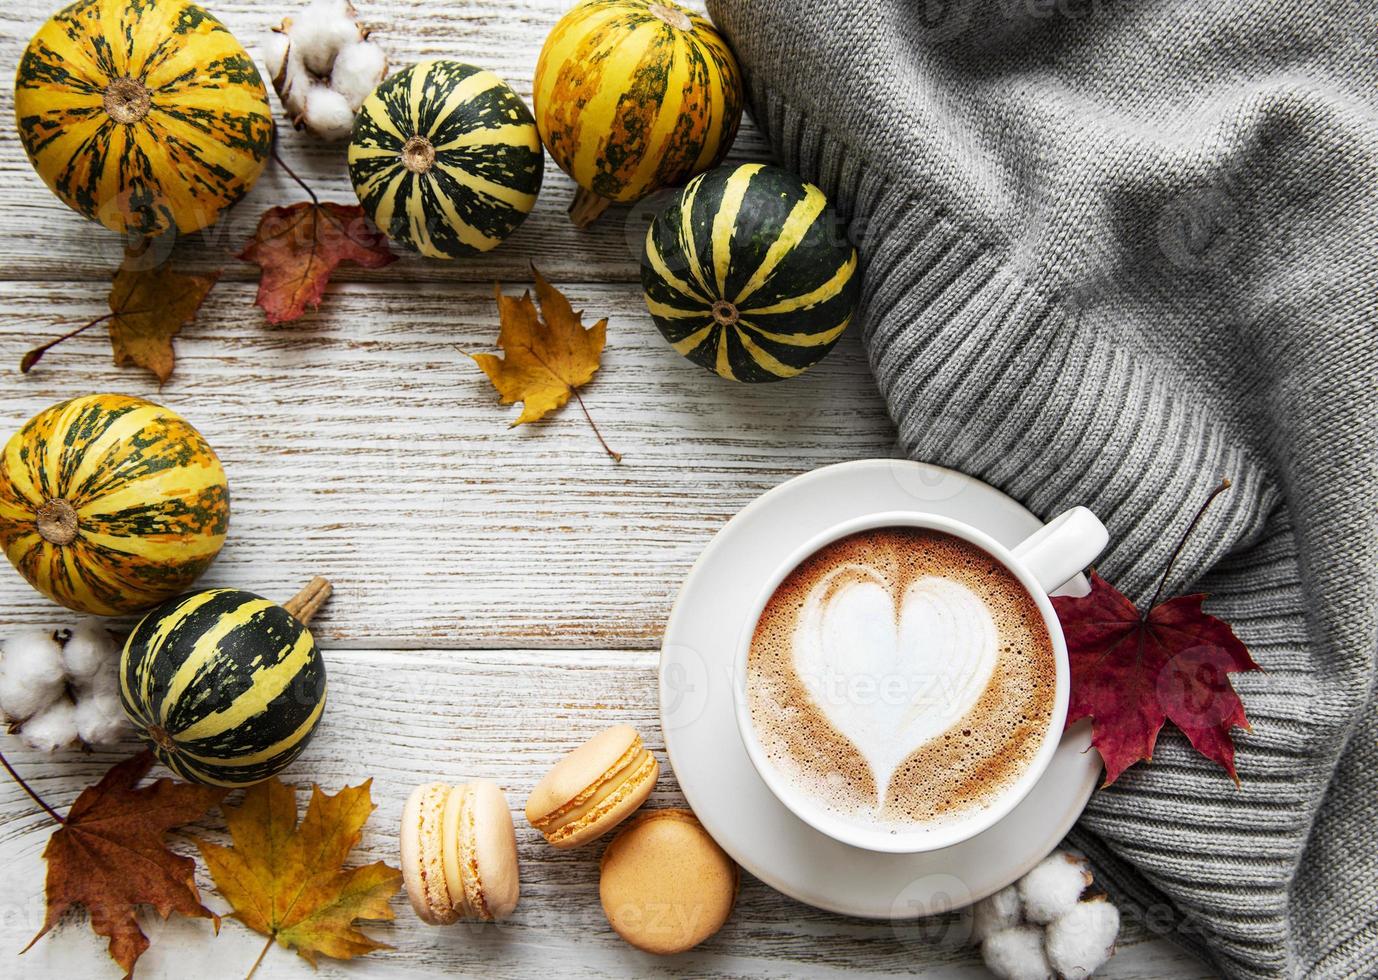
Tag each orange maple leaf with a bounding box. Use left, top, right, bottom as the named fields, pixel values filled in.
left=197, top=777, right=401, bottom=975
left=469, top=266, right=620, bottom=460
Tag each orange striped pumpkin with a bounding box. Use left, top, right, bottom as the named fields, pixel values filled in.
left=533, top=0, right=743, bottom=226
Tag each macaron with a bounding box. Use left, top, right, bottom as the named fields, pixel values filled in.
left=400, top=780, right=520, bottom=924
left=599, top=809, right=739, bottom=955
left=525, top=724, right=659, bottom=848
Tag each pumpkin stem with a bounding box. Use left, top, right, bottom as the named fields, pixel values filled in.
left=103, top=77, right=151, bottom=125
left=283, top=577, right=333, bottom=625
left=569, top=186, right=613, bottom=229
left=648, top=3, right=693, bottom=30
left=711, top=300, right=740, bottom=328
left=402, top=135, right=437, bottom=175
left=35, top=499, right=79, bottom=546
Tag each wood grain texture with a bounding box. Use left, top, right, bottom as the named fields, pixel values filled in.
left=0, top=0, right=1205, bottom=976
left=1, top=650, right=1215, bottom=980
left=0, top=279, right=896, bottom=644
left=0, top=0, right=771, bottom=284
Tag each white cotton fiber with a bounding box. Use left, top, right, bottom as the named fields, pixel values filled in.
left=982, top=925, right=1053, bottom=980
left=60, top=620, right=115, bottom=680
left=972, top=884, right=1024, bottom=943
left=332, top=41, right=387, bottom=105
left=74, top=689, right=132, bottom=748
left=0, top=631, right=67, bottom=722
left=303, top=86, right=357, bottom=140
left=20, top=698, right=79, bottom=752
left=1019, top=851, right=1092, bottom=924
left=1046, top=898, right=1121, bottom=979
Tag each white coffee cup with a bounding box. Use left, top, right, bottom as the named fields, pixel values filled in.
left=732, top=507, right=1108, bottom=853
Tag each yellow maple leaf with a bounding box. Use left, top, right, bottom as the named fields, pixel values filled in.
left=197, top=778, right=401, bottom=977
left=469, top=266, right=620, bottom=460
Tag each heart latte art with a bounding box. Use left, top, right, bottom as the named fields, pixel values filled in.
left=747, top=528, right=1056, bottom=830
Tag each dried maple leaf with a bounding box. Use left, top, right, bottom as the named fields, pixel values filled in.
left=21, top=255, right=219, bottom=383
left=197, top=777, right=401, bottom=975
left=240, top=201, right=396, bottom=325
left=469, top=266, right=621, bottom=460
left=1053, top=480, right=1262, bottom=786
left=24, top=750, right=225, bottom=976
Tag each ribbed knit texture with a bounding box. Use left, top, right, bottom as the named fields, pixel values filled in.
left=704, top=3, right=1378, bottom=978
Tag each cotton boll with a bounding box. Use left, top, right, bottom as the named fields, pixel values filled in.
left=19, top=698, right=79, bottom=752
left=60, top=620, right=115, bottom=681
left=1046, top=898, right=1121, bottom=979
left=263, top=28, right=291, bottom=80
left=304, top=86, right=357, bottom=141
left=74, top=690, right=132, bottom=748
left=982, top=926, right=1053, bottom=980
left=331, top=41, right=387, bottom=106
left=972, top=885, right=1024, bottom=943
left=1019, top=851, right=1093, bottom=924
left=295, top=1, right=364, bottom=76
left=0, top=632, right=67, bottom=722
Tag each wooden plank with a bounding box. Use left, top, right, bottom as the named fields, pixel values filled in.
left=0, top=648, right=1214, bottom=979
left=0, top=0, right=773, bottom=285
left=0, top=279, right=897, bottom=644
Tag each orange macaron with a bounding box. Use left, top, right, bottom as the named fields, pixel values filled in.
left=599, top=809, right=739, bottom=954
left=525, top=724, right=659, bottom=848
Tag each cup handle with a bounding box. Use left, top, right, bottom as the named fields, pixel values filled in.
left=1010, top=507, right=1109, bottom=595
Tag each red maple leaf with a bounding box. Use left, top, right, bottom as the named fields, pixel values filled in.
left=240, top=201, right=396, bottom=325
left=1052, top=481, right=1262, bottom=786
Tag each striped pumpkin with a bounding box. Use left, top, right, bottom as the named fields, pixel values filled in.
left=0, top=395, right=229, bottom=616
left=641, top=163, right=859, bottom=382
left=349, top=60, right=544, bottom=259
left=533, top=0, right=743, bottom=225
left=120, top=588, right=327, bottom=786
left=14, top=0, right=273, bottom=238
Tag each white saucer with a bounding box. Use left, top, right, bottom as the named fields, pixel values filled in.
left=659, top=459, right=1100, bottom=919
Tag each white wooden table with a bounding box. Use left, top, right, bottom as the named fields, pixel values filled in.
left=0, top=2, right=1212, bottom=976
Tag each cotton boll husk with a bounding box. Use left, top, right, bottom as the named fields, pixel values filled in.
left=1046, top=898, right=1121, bottom=979
left=332, top=41, right=387, bottom=107
left=73, top=689, right=132, bottom=748
left=0, top=632, right=67, bottom=722
left=60, top=620, right=115, bottom=681
left=1019, top=851, right=1093, bottom=924
left=304, top=86, right=357, bottom=140
left=19, top=698, right=79, bottom=752
left=982, top=926, right=1053, bottom=980
left=972, top=884, right=1024, bottom=943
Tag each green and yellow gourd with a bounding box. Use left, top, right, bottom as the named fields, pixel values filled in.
left=14, top=0, right=273, bottom=238
left=0, top=395, right=229, bottom=616
left=349, top=60, right=543, bottom=259
left=641, top=163, right=860, bottom=382
left=534, top=0, right=743, bottom=226
left=120, top=579, right=330, bottom=786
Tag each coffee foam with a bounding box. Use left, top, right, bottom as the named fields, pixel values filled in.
left=746, top=528, right=1056, bottom=831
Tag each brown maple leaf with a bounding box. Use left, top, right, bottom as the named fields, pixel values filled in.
left=468, top=266, right=621, bottom=460
left=197, top=777, right=401, bottom=976
left=21, top=256, right=219, bottom=383
left=1052, top=480, right=1262, bottom=786
left=240, top=201, right=396, bottom=325
left=24, top=750, right=225, bottom=976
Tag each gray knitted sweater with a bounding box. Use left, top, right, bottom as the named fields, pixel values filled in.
left=703, top=2, right=1378, bottom=977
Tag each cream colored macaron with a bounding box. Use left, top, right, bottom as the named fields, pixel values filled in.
left=526, top=724, right=659, bottom=848
left=599, top=809, right=739, bottom=955
left=400, top=780, right=520, bottom=924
